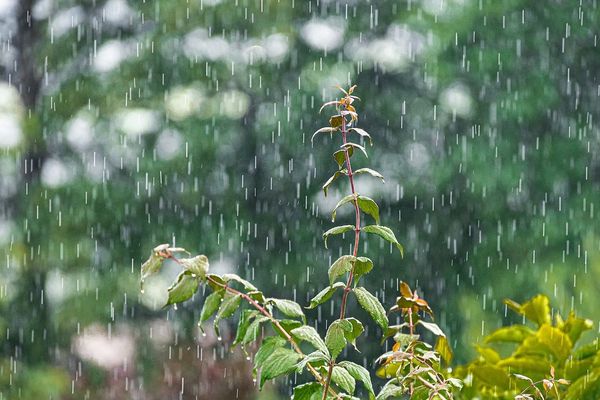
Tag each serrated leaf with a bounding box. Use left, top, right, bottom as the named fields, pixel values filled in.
left=258, top=346, right=302, bottom=389
left=341, top=142, right=368, bottom=158
left=353, top=287, right=388, bottom=330
left=332, top=365, right=356, bottom=394
left=312, top=126, right=338, bottom=142
left=222, top=273, right=257, bottom=291
left=307, top=282, right=345, bottom=309
left=322, top=169, right=347, bottom=197
left=296, top=350, right=329, bottom=373
left=376, top=381, right=404, bottom=400
left=323, top=225, right=355, bottom=249
left=291, top=325, right=329, bottom=355
left=354, top=167, right=384, bottom=182
left=349, top=128, right=373, bottom=145
left=345, top=318, right=364, bottom=350
left=333, top=147, right=353, bottom=169
left=326, top=319, right=353, bottom=359
left=233, top=309, right=258, bottom=346
left=292, top=382, right=323, bottom=400
left=179, top=255, right=209, bottom=280
left=362, top=225, right=404, bottom=256
left=165, top=271, right=200, bottom=307
left=269, top=298, right=306, bottom=323
left=331, top=194, right=357, bottom=222
left=329, top=255, right=356, bottom=285
left=339, top=361, right=374, bottom=396
left=198, top=289, right=225, bottom=329
left=357, top=196, right=379, bottom=224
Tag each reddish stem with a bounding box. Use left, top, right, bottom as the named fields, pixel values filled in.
left=322, top=110, right=362, bottom=400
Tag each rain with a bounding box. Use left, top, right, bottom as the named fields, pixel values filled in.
left=0, top=0, right=599, bottom=399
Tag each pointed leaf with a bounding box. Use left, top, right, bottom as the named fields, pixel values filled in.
left=258, top=347, right=302, bottom=389
left=296, top=350, right=329, bottom=373
left=349, top=128, right=372, bottom=145
left=329, top=255, right=356, bottom=285
left=418, top=321, right=445, bottom=337
left=332, top=365, right=356, bottom=394
left=362, top=225, right=404, bottom=256
left=357, top=195, right=379, bottom=224
left=338, top=361, right=375, bottom=396
left=165, top=271, right=200, bottom=307
left=292, top=382, right=323, bottom=400
left=255, top=336, right=287, bottom=367
left=331, top=194, right=357, bottom=222
left=322, top=169, right=346, bottom=197
left=319, top=101, right=341, bottom=113
left=505, top=295, right=551, bottom=326
left=269, top=298, right=306, bottom=323
left=333, top=147, right=353, bottom=169
left=354, top=167, right=384, bottom=182
left=353, top=257, right=374, bottom=282
left=222, top=273, right=257, bottom=291
left=233, top=309, right=258, bottom=346
left=341, top=142, right=368, bottom=158
left=323, top=225, right=355, bottom=249
left=307, top=282, right=345, bottom=309
left=345, top=318, right=364, bottom=350
left=353, top=287, right=388, bottom=330
left=311, top=127, right=338, bottom=142
left=179, top=255, right=209, bottom=280
left=291, top=325, right=329, bottom=355
left=198, top=289, right=225, bottom=328
left=435, top=335, right=453, bottom=365
left=325, top=319, right=353, bottom=359
left=242, top=315, right=269, bottom=345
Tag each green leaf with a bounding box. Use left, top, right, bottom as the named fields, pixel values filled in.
left=331, top=194, right=357, bottom=222
left=436, top=335, right=453, bottom=365
left=233, top=309, right=258, bottom=346
left=357, top=196, right=379, bottom=224
left=291, top=325, right=329, bottom=355
left=325, top=319, right=353, bottom=359
left=242, top=315, right=269, bottom=345
left=258, top=346, right=302, bottom=389
left=485, top=325, right=535, bottom=344
left=292, top=382, right=323, bottom=400
left=329, top=255, right=356, bottom=285
left=332, top=365, right=356, bottom=394
left=179, top=255, right=209, bottom=280
left=322, top=169, right=347, bottom=197
left=269, top=298, right=306, bottom=323
left=140, top=245, right=167, bottom=290
left=376, top=382, right=405, bottom=400
left=307, top=282, right=345, bottom=309
left=338, top=361, right=375, bottom=396
left=213, top=293, right=242, bottom=335
left=353, top=256, right=374, bottom=282
left=222, top=273, right=257, bottom=291
left=349, top=127, right=373, bottom=145
left=333, top=147, right=353, bottom=169
left=505, top=294, right=551, bottom=326
left=255, top=336, right=287, bottom=367
left=275, top=319, right=303, bottom=338
left=165, top=271, right=200, bottom=307
left=354, top=167, right=384, bottom=182
left=558, top=311, right=593, bottom=344
left=247, top=290, right=266, bottom=303
left=296, top=350, right=329, bottom=373
left=198, top=289, right=225, bottom=329
left=312, top=126, right=338, bottom=142
left=362, top=225, right=404, bottom=256
left=323, top=225, right=355, bottom=249
left=418, top=320, right=445, bottom=337
left=344, top=318, right=364, bottom=350
left=341, top=142, right=368, bottom=158
left=353, top=287, right=388, bottom=330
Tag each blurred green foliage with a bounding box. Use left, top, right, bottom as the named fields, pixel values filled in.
left=1, top=0, right=600, bottom=398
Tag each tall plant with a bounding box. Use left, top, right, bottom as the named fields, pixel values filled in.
left=139, top=86, right=457, bottom=399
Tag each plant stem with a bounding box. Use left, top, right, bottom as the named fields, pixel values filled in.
left=322, top=111, right=362, bottom=400
left=166, top=256, right=339, bottom=399
left=204, top=275, right=341, bottom=399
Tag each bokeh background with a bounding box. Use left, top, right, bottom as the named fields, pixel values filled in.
left=1, top=0, right=600, bottom=398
